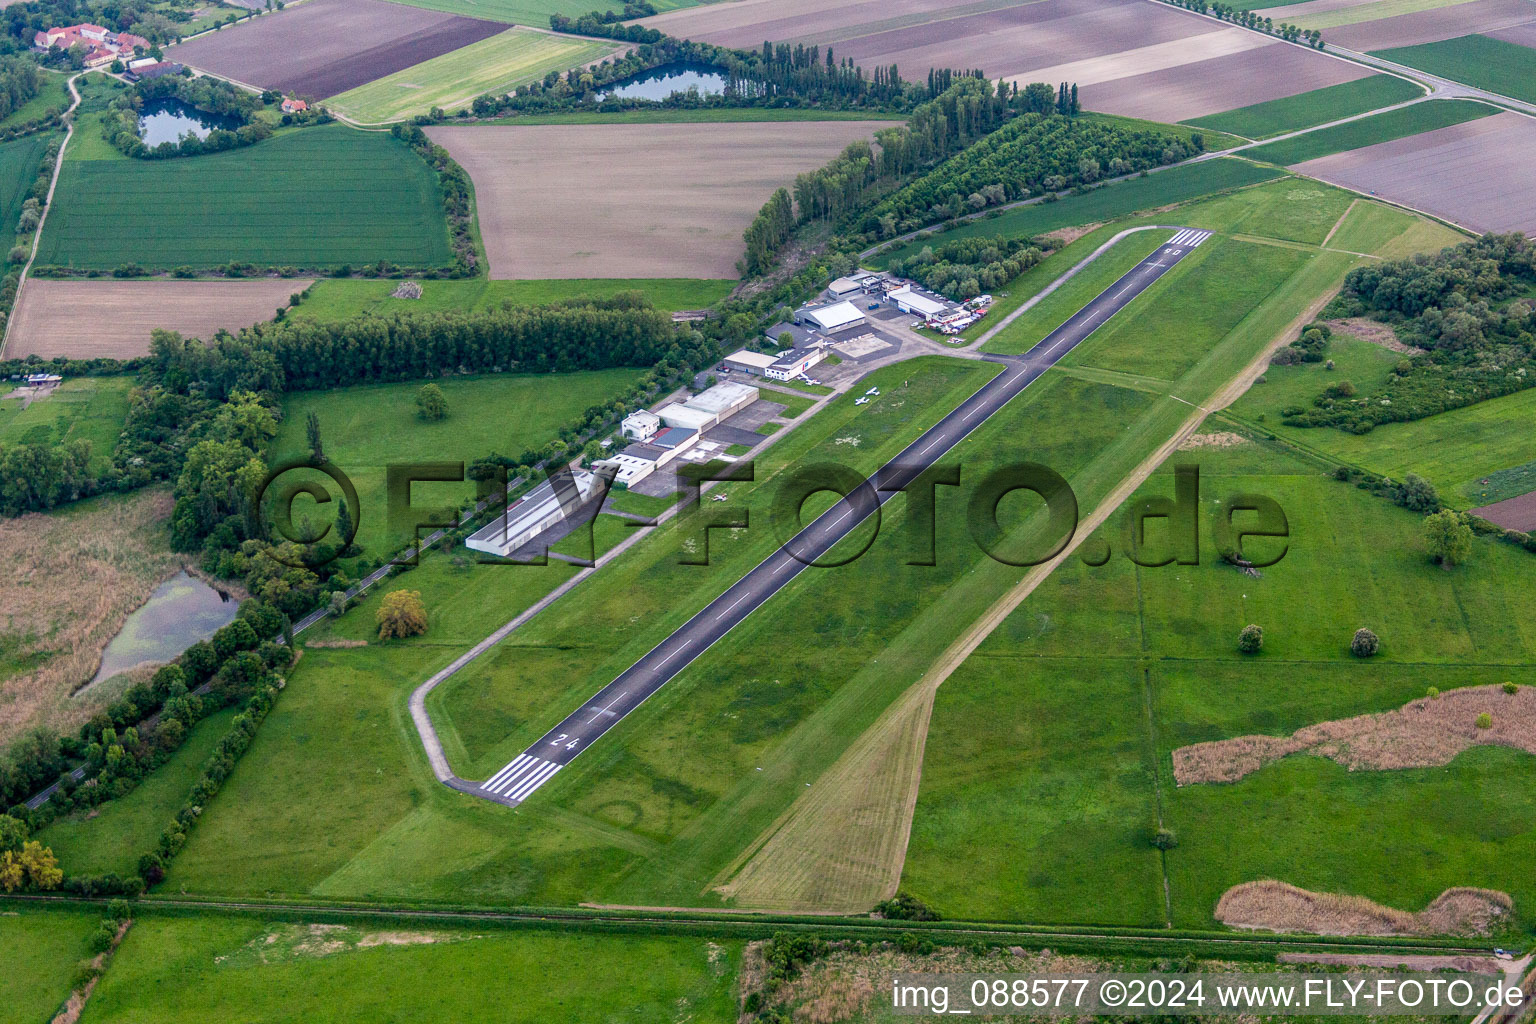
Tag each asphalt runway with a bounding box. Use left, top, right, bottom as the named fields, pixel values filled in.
left=474, top=227, right=1213, bottom=806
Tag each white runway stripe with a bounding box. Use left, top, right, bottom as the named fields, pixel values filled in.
left=1169, top=229, right=1192, bottom=245
left=507, top=761, right=561, bottom=801
left=481, top=754, right=531, bottom=791
left=485, top=755, right=544, bottom=795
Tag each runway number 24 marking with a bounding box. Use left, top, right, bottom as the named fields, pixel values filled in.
left=550, top=734, right=581, bottom=750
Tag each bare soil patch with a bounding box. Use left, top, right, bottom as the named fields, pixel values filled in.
left=7, top=279, right=313, bottom=359
left=1471, top=489, right=1536, bottom=531
left=169, top=0, right=505, bottom=98
left=1173, top=683, right=1536, bottom=785
left=1179, top=430, right=1248, bottom=449
left=1330, top=0, right=1536, bottom=48
left=0, top=489, right=185, bottom=751
left=1217, top=880, right=1513, bottom=936
left=1039, top=222, right=1104, bottom=246
left=426, top=122, right=888, bottom=279
left=1294, top=112, right=1536, bottom=234
left=1324, top=316, right=1425, bottom=354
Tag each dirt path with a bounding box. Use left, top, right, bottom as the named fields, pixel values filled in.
left=0, top=71, right=83, bottom=360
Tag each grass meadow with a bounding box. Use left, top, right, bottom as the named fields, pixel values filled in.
left=1229, top=342, right=1536, bottom=506
left=1184, top=75, right=1425, bottom=140
left=270, top=368, right=643, bottom=557
left=0, top=70, right=71, bottom=131
left=871, top=158, right=1285, bottom=267
left=326, top=29, right=616, bottom=124
left=290, top=277, right=733, bottom=322
left=0, top=375, right=132, bottom=472
left=903, top=440, right=1536, bottom=930
left=37, top=125, right=452, bottom=271
left=0, top=906, right=100, bottom=1022
left=1373, top=35, right=1536, bottom=104
left=82, top=917, right=739, bottom=1024
left=1244, top=99, right=1500, bottom=165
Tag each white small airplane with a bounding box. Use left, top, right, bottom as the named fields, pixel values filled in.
left=854, top=397, right=870, bottom=405
left=711, top=493, right=729, bottom=501
left=866, top=387, right=880, bottom=396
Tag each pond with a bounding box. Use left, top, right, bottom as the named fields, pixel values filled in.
left=596, top=62, right=726, bottom=101
left=89, top=571, right=239, bottom=686
left=138, top=98, right=243, bottom=147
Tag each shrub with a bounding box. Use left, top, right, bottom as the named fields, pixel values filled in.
left=1151, top=827, right=1178, bottom=850
left=1427, top=686, right=1440, bottom=699
left=1238, top=624, right=1263, bottom=654
left=874, top=892, right=941, bottom=921
left=377, top=589, right=428, bottom=640
left=1475, top=712, right=1492, bottom=729
left=1350, top=628, right=1380, bottom=658
left=1503, top=681, right=1519, bottom=695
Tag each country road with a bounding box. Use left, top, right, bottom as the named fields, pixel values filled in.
left=465, top=227, right=1213, bottom=807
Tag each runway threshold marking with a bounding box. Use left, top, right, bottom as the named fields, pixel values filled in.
left=469, top=228, right=1205, bottom=807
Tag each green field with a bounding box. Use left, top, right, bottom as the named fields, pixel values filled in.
left=0, top=70, right=71, bottom=131
left=1374, top=34, right=1536, bottom=104
left=0, top=376, right=131, bottom=471
left=38, top=708, right=237, bottom=877
left=326, top=29, right=616, bottom=124
left=271, top=368, right=643, bottom=557
left=871, top=158, right=1285, bottom=267
left=385, top=0, right=698, bottom=25
left=1323, top=200, right=1467, bottom=257
left=1185, top=75, right=1424, bottom=140
left=0, top=132, right=50, bottom=241
left=36, top=125, right=453, bottom=271
left=1295, top=0, right=1485, bottom=29
left=290, top=277, right=732, bottom=322
left=903, top=440, right=1536, bottom=929
left=1243, top=99, right=1500, bottom=165
left=82, top=916, right=739, bottom=1023
left=0, top=906, right=100, bottom=1022
left=1230, top=342, right=1536, bottom=506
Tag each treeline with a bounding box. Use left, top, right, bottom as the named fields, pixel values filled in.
left=391, top=123, right=476, bottom=277
left=860, top=112, right=1203, bottom=237
left=739, top=76, right=1018, bottom=273
left=102, top=73, right=272, bottom=159
left=0, top=56, right=40, bottom=120
left=550, top=1, right=661, bottom=42
left=1159, top=0, right=1323, bottom=46
left=1284, top=233, right=1536, bottom=431
left=888, top=235, right=1053, bottom=298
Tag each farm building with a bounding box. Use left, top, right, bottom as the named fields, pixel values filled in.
left=684, top=380, right=758, bottom=421
left=798, top=300, right=867, bottom=335
left=724, top=349, right=778, bottom=376
left=621, top=409, right=660, bottom=442
left=768, top=347, right=825, bottom=381
left=34, top=23, right=149, bottom=66
left=465, top=469, right=599, bottom=558
left=282, top=98, right=310, bottom=114
left=126, top=60, right=182, bottom=81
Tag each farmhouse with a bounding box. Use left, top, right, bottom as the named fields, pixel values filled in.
left=281, top=98, right=310, bottom=114
left=621, top=409, right=660, bottom=442
left=34, top=24, right=149, bottom=66
left=465, top=469, right=599, bottom=558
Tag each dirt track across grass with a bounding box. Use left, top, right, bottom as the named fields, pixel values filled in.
left=169, top=0, right=506, bottom=98
left=426, top=121, right=889, bottom=279
left=7, top=279, right=313, bottom=358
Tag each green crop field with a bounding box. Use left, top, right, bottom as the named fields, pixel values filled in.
left=0, top=132, right=50, bottom=237
left=1244, top=99, right=1500, bottom=165
left=270, top=368, right=643, bottom=557
left=1294, top=0, right=1482, bottom=29
left=1374, top=34, right=1536, bottom=104
left=0, top=907, right=101, bottom=1022
left=1185, top=75, right=1424, bottom=140
left=384, top=0, right=698, bottom=26
left=326, top=29, right=616, bottom=124
left=36, top=125, right=453, bottom=271
left=82, top=916, right=740, bottom=1024
left=903, top=440, right=1536, bottom=929
left=0, top=375, right=132, bottom=471
left=1230, top=341, right=1536, bottom=506
left=290, top=277, right=732, bottom=322
left=872, top=158, right=1285, bottom=267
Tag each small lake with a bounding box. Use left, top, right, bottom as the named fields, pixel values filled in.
left=90, top=571, right=238, bottom=686
left=596, top=62, right=726, bottom=101
left=138, top=98, right=243, bottom=147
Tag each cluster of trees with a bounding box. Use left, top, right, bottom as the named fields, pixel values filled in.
left=1161, top=0, right=1323, bottom=46
left=1269, top=321, right=1332, bottom=365
left=391, top=124, right=477, bottom=277
left=2, top=0, right=239, bottom=49
left=0, top=814, right=59, bottom=892
left=1332, top=462, right=1536, bottom=557
left=861, top=109, right=1203, bottom=237
left=101, top=73, right=273, bottom=159
left=550, top=2, right=662, bottom=42
left=887, top=235, right=1052, bottom=298
left=0, top=56, right=40, bottom=120
left=1285, top=234, right=1536, bottom=431
left=0, top=437, right=97, bottom=514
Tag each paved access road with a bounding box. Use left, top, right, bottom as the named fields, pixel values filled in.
left=475, top=228, right=1213, bottom=806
